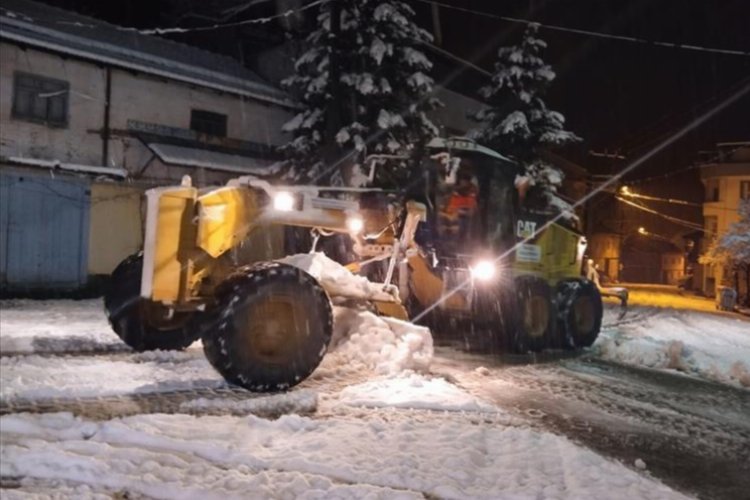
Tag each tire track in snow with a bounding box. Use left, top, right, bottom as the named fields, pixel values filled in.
left=430, top=348, right=750, bottom=500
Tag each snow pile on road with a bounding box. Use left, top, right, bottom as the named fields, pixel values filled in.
left=596, top=306, right=750, bottom=388
left=328, top=306, right=433, bottom=375
left=282, top=253, right=434, bottom=375
left=0, top=299, right=127, bottom=355
left=338, top=372, right=496, bottom=412
left=280, top=252, right=398, bottom=302
left=0, top=411, right=688, bottom=499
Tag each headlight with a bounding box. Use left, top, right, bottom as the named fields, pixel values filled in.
left=470, top=259, right=496, bottom=281
left=273, top=191, right=295, bottom=212
left=346, top=215, right=364, bottom=234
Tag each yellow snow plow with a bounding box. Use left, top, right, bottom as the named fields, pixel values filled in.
left=105, top=138, right=620, bottom=391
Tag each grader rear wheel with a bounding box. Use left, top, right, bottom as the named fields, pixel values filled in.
left=556, top=279, right=603, bottom=349
left=104, top=253, right=200, bottom=351
left=201, top=262, right=333, bottom=392
left=511, top=276, right=556, bottom=353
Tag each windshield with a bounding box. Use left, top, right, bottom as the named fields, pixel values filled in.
left=432, top=152, right=517, bottom=256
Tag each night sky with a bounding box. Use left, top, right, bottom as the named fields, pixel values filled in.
left=38, top=0, right=750, bottom=180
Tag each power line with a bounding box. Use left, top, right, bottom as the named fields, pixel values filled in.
left=413, top=0, right=750, bottom=58
left=121, top=0, right=326, bottom=35
left=616, top=196, right=708, bottom=233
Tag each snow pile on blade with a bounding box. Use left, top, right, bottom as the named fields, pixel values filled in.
left=282, top=252, right=433, bottom=375
left=338, top=373, right=496, bottom=412
left=328, top=307, right=433, bottom=375
left=279, top=252, right=398, bottom=302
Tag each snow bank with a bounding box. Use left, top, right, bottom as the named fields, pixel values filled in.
left=0, top=411, right=687, bottom=499
left=595, top=306, right=750, bottom=388
left=279, top=252, right=398, bottom=302
left=329, top=306, right=433, bottom=375
left=338, top=372, right=496, bottom=412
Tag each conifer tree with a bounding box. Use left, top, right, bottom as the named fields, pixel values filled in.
left=281, top=0, right=441, bottom=185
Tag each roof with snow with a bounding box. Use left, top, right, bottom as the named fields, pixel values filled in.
left=0, top=0, right=293, bottom=107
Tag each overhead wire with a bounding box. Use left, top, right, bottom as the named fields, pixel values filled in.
left=616, top=196, right=709, bottom=233
left=410, top=0, right=750, bottom=58
left=121, top=0, right=327, bottom=35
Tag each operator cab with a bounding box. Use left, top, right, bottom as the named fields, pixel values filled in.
left=410, top=138, right=521, bottom=262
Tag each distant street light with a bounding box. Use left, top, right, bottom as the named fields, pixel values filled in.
left=637, top=226, right=672, bottom=243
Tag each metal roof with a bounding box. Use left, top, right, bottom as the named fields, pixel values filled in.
left=0, top=0, right=294, bottom=108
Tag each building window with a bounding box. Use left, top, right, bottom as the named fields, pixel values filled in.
left=741, top=181, right=750, bottom=200
left=190, top=109, right=227, bottom=137
left=704, top=178, right=720, bottom=202
left=12, top=72, right=69, bottom=126
left=705, top=215, right=718, bottom=239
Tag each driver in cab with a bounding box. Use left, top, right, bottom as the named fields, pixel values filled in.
left=440, top=165, right=478, bottom=240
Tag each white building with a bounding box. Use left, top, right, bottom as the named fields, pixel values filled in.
left=0, top=0, right=295, bottom=292
left=698, top=142, right=750, bottom=296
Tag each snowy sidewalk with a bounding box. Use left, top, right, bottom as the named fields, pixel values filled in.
left=595, top=305, right=750, bottom=388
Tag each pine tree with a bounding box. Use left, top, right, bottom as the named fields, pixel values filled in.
left=701, top=199, right=750, bottom=305
left=281, top=0, right=441, bottom=185
left=471, top=23, right=579, bottom=215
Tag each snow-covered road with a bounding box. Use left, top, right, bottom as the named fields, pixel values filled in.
left=1, top=297, right=748, bottom=498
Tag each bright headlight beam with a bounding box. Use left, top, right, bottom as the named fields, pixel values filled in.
left=273, top=191, right=295, bottom=212
left=470, top=260, right=496, bottom=281
left=346, top=215, right=364, bottom=234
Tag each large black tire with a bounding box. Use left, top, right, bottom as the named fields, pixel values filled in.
left=201, top=262, right=333, bottom=392
left=104, top=253, right=200, bottom=351
left=556, top=279, right=603, bottom=349
left=510, top=276, right=557, bottom=353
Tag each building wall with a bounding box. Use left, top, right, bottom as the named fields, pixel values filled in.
left=87, top=183, right=144, bottom=276
left=700, top=154, right=750, bottom=296
left=587, top=232, right=621, bottom=281
left=1, top=43, right=292, bottom=181
left=107, top=68, right=291, bottom=176
left=1, top=41, right=293, bottom=292
left=0, top=42, right=106, bottom=165
left=660, top=252, right=685, bottom=285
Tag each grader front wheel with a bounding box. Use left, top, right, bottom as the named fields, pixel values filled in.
left=201, top=262, right=333, bottom=392
left=104, top=253, right=200, bottom=351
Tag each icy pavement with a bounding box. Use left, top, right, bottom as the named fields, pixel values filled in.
left=596, top=305, right=750, bottom=388
left=0, top=298, right=693, bottom=499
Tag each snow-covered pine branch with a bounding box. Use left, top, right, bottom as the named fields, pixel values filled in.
left=470, top=23, right=580, bottom=216
left=280, top=0, right=441, bottom=185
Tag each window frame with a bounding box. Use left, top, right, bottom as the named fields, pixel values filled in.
left=740, top=180, right=750, bottom=200
left=190, top=109, right=228, bottom=137
left=11, top=71, right=70, bottom=127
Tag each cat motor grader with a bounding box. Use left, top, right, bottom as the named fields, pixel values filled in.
left=104, top=137, right=618, bottom=392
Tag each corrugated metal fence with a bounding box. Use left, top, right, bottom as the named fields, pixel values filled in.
left=0, top=171, right=90, bottom=291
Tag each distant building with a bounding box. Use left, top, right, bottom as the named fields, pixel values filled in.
left=697, top=142, right=750, bottom=296
left=0, top=0, right=294, bottom=292
left=587, top=232, right=621, bottom=282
